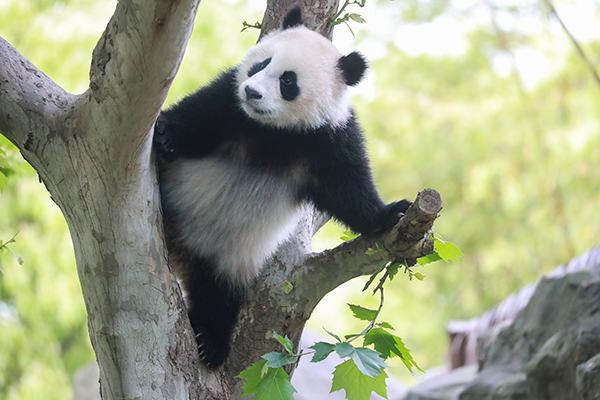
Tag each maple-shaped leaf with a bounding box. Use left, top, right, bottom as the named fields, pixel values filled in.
left=254, top=367, right=297, bottom=400
left=237, top=360, right=268, bottom=396
left=331, top=359, right=388, bottom=400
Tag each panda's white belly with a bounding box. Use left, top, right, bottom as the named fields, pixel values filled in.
left=163, top=157, right=302, bottom=284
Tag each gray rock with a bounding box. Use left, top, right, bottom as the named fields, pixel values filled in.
left=403, top=246, right=600, bottom=400
left=403, top=364, right=478, bottom=400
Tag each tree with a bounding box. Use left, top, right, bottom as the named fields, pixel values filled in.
left=0, top=0, right=440, bottom=398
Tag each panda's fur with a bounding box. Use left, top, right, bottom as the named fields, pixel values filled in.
left=154, top=6, right=410, bottom=368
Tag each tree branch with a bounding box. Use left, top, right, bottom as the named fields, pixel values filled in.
left=0, top=37, right=79, bottom=171
left=543, top=0, right=600, bottom=88
left=301, top=189, right=441, bottom=301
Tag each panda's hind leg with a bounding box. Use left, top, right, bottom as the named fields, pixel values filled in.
left=180, top=256, right=247, bottom=368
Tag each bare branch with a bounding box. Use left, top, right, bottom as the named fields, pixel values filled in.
left=543, top=0, right=600, bottom=88
left=0, top=37, right=80, bottom=167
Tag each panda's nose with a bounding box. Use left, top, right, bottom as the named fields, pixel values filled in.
left=245, top=86, right=262, bottom=101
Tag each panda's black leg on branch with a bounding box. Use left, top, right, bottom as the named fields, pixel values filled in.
left=181, top=257, right=247, bottom=368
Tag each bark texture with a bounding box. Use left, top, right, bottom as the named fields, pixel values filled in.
left=1, top=0, right=203, bottom=398
left=260, top=0, right=340, bottom=39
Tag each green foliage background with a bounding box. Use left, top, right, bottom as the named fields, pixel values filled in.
left=0, top=0, right=598, bottom=397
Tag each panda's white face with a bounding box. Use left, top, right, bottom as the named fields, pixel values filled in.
left=237, top=26, right=354, bottom=130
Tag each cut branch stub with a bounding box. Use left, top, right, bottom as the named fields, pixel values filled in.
left=383, top=188, right=442, bottom=262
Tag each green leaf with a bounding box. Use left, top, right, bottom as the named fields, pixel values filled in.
left=364, top=328, right=423, bottom=376
left=331, top=359, right=388, bottom=400
left=417, top=252, right=442, bottom=266
left=241, top=21, right=262, bottom=32
left=362, top=262, right=385, bottom=291
left=394, top=335, right=424, bottom=374
left=340, top=231, right=359, bottom=241
left=237, top=360, right=268, bottom=396
left=282, top=280, right=293, bottom=294
left=350, top=347, right=388, bottom=378
left=309, top=342, right=335, bottom=362
left=335, top=342, right=355, bottom=358
left=377, top=322, right=394, bottom=330
left=273, top=333, right=294, bottom=355
left=414, top=272, right=426, bottom=281
left=363, top=328, right=398, bottom=359
left=362, top=271, right=378, bottom=291
left=255, top=367, right=297, bottom=400
left=348, top=304, right=377, bottom=321
left=433, top=235, right=463, bottom=263
left=387, top=263, right=400, bottom=280
left=262, top=352, right=297, bottom=368
left=348, top=13, right=366, bottom=23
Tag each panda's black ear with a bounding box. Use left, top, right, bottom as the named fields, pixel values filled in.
left=282, top=5, right=303, bottom=30
left=338, top=52, right=368, bottom=86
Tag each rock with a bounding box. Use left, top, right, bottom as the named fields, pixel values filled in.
left=402, top=246, right=600, bottom=400
left=576, top=353, right=600, bottom=400
left=403, top=364, right=478, bottom=400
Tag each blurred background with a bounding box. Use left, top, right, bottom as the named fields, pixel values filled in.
left=0, top=0, right=598, bottom=398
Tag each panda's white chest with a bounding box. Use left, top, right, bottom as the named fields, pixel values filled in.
left=163, top=157, right=302, bottom=283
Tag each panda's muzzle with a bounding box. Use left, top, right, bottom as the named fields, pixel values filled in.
left=245, top=86, right=262, bottom=101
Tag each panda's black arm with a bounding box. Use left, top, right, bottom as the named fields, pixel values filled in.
left=312, top=163, right=410, bottom=236
left=309, top=122, right=411, bottom=236
left=154, top=68, right=242, bottom=160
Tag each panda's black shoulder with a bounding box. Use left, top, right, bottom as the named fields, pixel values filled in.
left=162, top=68, right=241, bottom=128
left=154, top=68, right=247, bottom=160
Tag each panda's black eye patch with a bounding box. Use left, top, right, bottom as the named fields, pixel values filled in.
left=280, top=71, right=299, bottom=101
left=248, top=57, right=272, bottom=77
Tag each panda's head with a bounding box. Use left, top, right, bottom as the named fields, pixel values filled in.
left=236, top=6, right=367, bottom=130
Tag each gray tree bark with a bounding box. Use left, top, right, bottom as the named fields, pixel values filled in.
left=0, top=1, right=441, bottom=399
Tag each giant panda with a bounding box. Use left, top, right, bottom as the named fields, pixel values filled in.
left=153, top=6, right=411, bottom=368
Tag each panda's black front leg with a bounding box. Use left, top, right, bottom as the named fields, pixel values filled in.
left=312, top=165, right=411, bottom=236
left=181, top=257, right=247, bottom=368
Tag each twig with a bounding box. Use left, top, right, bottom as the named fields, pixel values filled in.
left=347, top=268, right=388, bottom=344
left=543, top=0, right=600, bottom=88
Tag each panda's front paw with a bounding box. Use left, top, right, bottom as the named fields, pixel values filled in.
left=378, top=199, right=412, bottom=231
left=389, top=199, right=412, bottom=216
left=194, top=326, right=231, bottom=369
left=153, top=114, right=177, bottom=161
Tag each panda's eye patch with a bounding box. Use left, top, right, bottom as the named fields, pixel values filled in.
left=279, top=71, right=299, bottom=101
left=248, top=57, right=272, bottom=77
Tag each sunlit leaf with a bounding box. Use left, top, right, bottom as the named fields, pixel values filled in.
left=348, top=304, right=377, bottom=321
left=433, top=235, right=463, bottom=263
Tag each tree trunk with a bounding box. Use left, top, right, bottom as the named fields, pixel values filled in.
left=0, top=1, right=441, bottom=399
left=1, top=0, right=203, bottom=397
